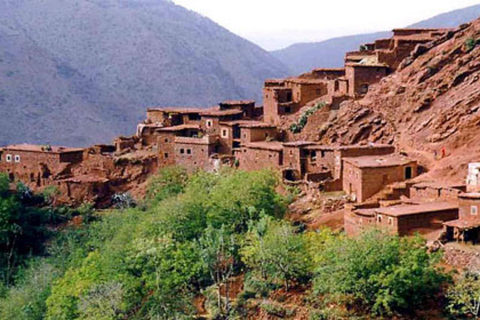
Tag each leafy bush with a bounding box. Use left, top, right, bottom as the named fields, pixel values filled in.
left=465, top=37, right=478, bottom=52
left=446, top=272, right=480, bottom=318
left=312, top=230, right=448, bottom=316
left=242, top=215, right=312, bottom=290
left=290, top=102, right=325, bottom=134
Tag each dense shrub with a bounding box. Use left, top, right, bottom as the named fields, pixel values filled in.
left=312, top=230, right=449, bottom=316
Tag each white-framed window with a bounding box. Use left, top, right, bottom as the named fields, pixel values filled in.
left=206, top=120, right=213, bottom=128
left=14, top=155, right=20, bottom=163
left=471, top=206, right=478, bottom=216
left=221, top=129, right=228, bottom=138
left=388, top=217, right=394, bottom=225
left=377, top=214, right=383, bottom=223
left=6, top=154, right=12, bottom=163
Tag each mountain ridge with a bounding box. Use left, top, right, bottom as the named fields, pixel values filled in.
left=0, top=0, right=288, bottom=147
left=272, top=4, right=480, bottom=74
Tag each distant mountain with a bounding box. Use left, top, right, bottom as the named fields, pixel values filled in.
left=0, top=0, right=288, bottom=147
left=272, top=4, right=480, bottom=74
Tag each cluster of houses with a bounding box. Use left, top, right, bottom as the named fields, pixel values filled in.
left=2, top=27, right=479, bottom=242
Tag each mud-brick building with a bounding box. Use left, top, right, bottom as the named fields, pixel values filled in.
left=345, top=202, right=459, bottom=237
left=409, top=182, right=466, bottom=203
left=218, top=121, right=278, bottom=155
left=174, top=135, right=219, bottom=173
left=373, top=202, right=459, bottom=236
left=342, top=154, right=417, bottom=202
left=200, top=109, right=244, bottom=136
left=0, top=144, right=84, bottom=186
left=144, top=107, right=204, bottom=127
left=281, top=143, right=395, bottom=182
left=218, top=100, right=256, bottom=119
left=345, top=62, right=389, bottom=97
left=235, top=142, right=283, bottom=171
left=147, top=124, right=202, bottom=167
left=444, top=193, right=480, bottom=243
left=263, top=78, right=329, bottom=125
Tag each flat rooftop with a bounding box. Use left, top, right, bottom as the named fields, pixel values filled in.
left=244, top=141, right=283, bottom=152
left=375, top=202, right=458, bottom=217
left=200, top=109, right=243, bottom=117
left=147, top=107, right=212, bottom=114
left=157, top=124, right=200, bottom=132
left=343, top=154, right=415, bottom=169
left=2, top=144, right=84, bottom=154
left=412, top=182, right=466, bottom=190
left=459, top=193, right=480, bottom=200
left=444, top=219, right=480, bottom=230
left=219, top=100, right=255, bottom=105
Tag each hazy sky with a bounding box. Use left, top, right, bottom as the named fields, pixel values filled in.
left=172, top=0, right=480, bottom=50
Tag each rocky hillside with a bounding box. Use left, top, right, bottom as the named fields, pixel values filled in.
left=0, top=0, right=288, bottom=147
left=306, top=18, right=480, bottom=183
left=273, top=4, right=480, bottom=74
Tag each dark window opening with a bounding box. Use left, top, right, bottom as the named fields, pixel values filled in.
left=188, top=113, right=201, bottom=121
left=286, top=92, right=293, bottom=102
left=405, top=166, right=413, bottom=180
left=164, top=153, right=169, bottom=159
left=187, top=149, right=192, bottom=155
left=360, top=84, right=369, bottom=94
left=180, top=149, right=185, bottom=154
left=285, top=107, right=292, bottom=113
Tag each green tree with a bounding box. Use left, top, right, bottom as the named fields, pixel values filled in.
left=199, top=225, right=237, bottom=318
left=446, top=272, right=480, bottom=318
left=147, top=167, right=188, bottom=203
left=312, top=230, right=448, bottom=316
left=242, top=216, right=311, bottom=290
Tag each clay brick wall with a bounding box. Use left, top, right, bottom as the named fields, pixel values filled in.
left=459, top=198, right=480, bottom=221
left=310, top=69, right=345, bottom=80
left=240, top=127, right=278, bottom=145
left=344, top=211, right=376, bottom=236
left=343, top=161, right=417, bottom=202
left=334, top=146, right=395, bottom=179
left=219, top=125, right=233, bottom=155
left=236, top=147, right=283, bottom=172
left=156, top=132, right=176, bottom=167
left=346, top=65, right=389, bottom=97
left=290, top=82, right=328, bottom=106
left=283, top=146, right=302, bottom=176
left=0, top=150, right=83, bottom=186
left=305, top=148, right=336, bottom=174
left=410, top=185, right=465, bottom=202
left=375, top=209, right=459, bottom=236
left=174, top=137, right=217, bottom=172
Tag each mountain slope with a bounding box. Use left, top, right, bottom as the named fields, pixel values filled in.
left=273, top=4, right=480, bottom=74
left=0, top=0, right=288, bottom=146
left=310, top=18, right=480, bottom=183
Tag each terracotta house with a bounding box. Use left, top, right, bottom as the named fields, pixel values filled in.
left=235, top=142, right=283, bottom=172
left=0, top=144, right=84, bottom=186
left=342, top=154, right=417, bottom=202
left=444, top=193, right=480, bottom=243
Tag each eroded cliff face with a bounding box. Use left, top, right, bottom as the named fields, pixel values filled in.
left=303, top=19, right=480, bottom=183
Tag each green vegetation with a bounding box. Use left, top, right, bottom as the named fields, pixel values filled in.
left=0, top=168, right=474, bottom=319
left=311, top=230, right=449, bottom=317
left=290, top=102, right=325, bottom=134
left=465, top=37, right=479, bottom=52
left=446, top=272, right=480, bottom=318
